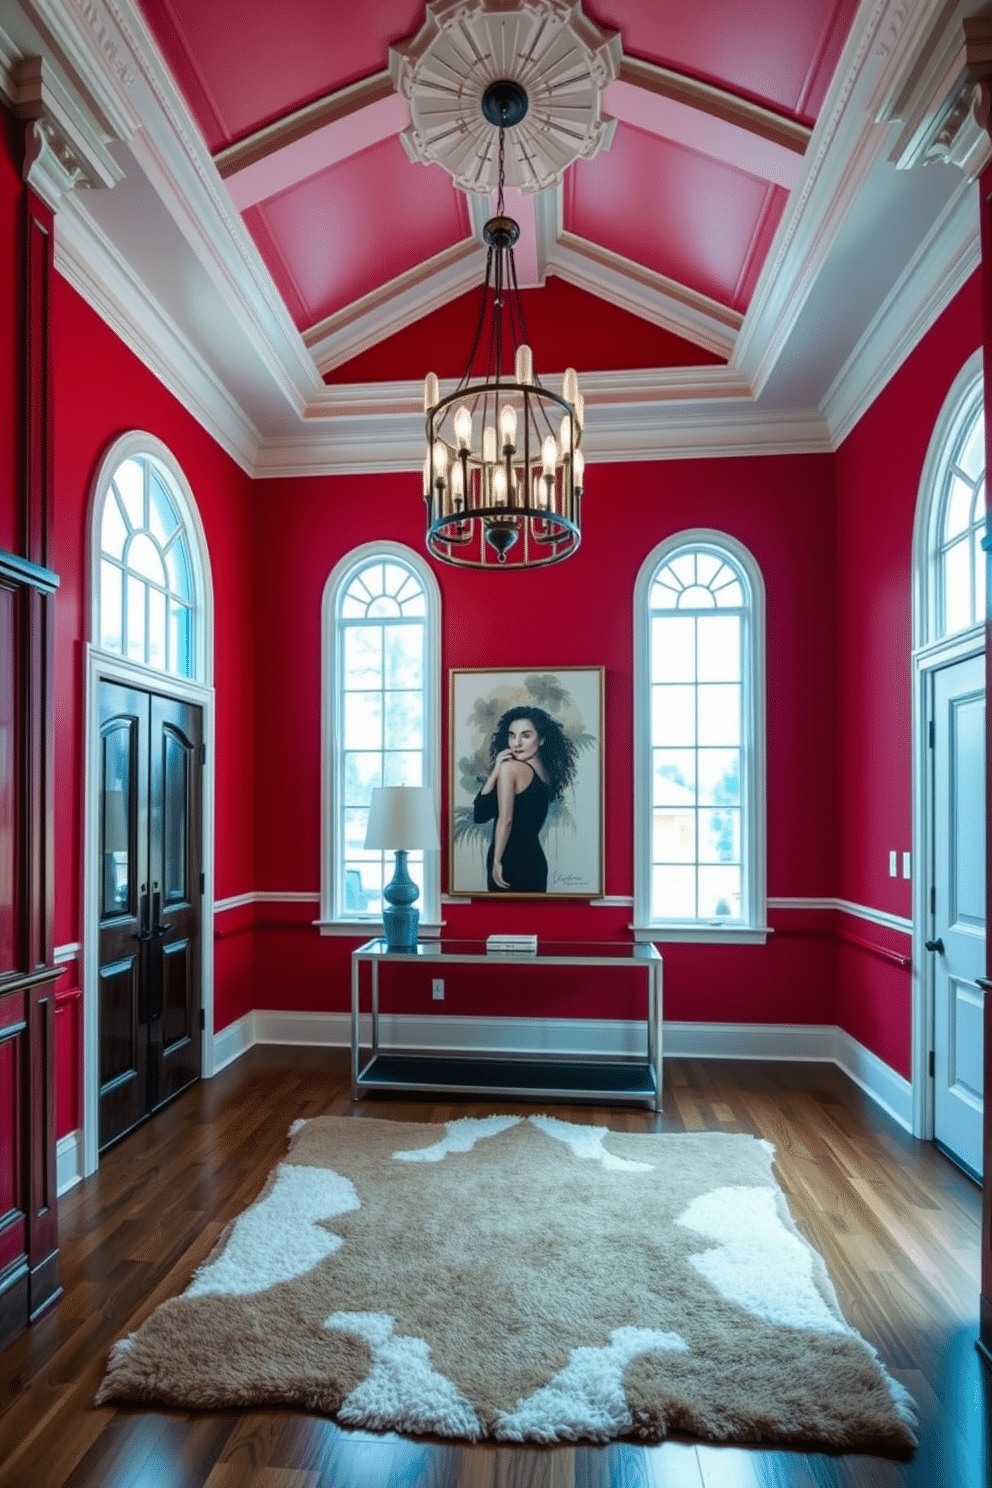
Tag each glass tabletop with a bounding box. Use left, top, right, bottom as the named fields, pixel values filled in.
left=353, top=937, right=660, bottom=962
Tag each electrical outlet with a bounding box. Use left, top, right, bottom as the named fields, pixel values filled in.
left=432, top=978, right=444, bottom=1001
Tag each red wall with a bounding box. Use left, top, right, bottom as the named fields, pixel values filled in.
left=251, top=450, right=840, bottom=1027
left=3, top=98, right=985, bottom=1139
left=833, top=268, right=982, bottom=1074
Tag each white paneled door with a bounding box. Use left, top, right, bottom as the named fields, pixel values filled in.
left=931, top=652, right=986, bottom=1178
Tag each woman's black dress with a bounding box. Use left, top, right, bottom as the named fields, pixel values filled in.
left=473, top=763, right=550, bottom=892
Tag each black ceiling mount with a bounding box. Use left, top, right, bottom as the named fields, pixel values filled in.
left=482, top=214, right=520, bottom=249
left=481, top=79, right=529, bottom=128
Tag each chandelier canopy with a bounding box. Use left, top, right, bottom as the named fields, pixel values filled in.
left=423, top=82, right=585, bottom=569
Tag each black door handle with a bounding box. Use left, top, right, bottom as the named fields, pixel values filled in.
left=925, top=938, right=944, bottom=954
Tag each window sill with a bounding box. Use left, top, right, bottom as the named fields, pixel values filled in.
left=631, top=924, right=771, bottom=946
left=315, top=919, right=444, bottom=938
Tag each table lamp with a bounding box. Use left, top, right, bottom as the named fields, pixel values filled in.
left=363, top=785, right=439, bottom=951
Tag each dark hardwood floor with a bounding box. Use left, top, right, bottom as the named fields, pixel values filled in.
left=0, top=1047, right=988, bottom=1487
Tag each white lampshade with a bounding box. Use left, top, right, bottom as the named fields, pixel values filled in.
left=364, top=786, right=439, bottom=851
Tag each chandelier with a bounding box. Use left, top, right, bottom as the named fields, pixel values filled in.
left=422, top=81, right=585, bottom=569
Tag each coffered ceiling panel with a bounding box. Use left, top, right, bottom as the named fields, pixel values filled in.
left=566, top=123, right=789, bottom=311
left=244, top=138, right=469, bottom=329
left=8, top=0, right=981, bottom=471
left=582, top=0, right=861, bottom=118
left=140, top=0, right=426, bottom=147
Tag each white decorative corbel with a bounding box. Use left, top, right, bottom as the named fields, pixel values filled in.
left=23, top=116, right=88, bottom=207
left=880, top=10, right=992, bottom=179
left=14, top=53, right=124, bottom=209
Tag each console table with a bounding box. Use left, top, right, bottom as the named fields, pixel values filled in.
left=350, top=938, right=663, bottom=1110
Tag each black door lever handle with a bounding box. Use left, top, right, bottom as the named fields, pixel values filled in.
left=925, top=938, right=944, bottom=954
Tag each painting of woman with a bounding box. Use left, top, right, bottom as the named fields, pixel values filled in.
left=449, top=668, right=603, bottom=897
left=472, top=707, right=578, bottom=891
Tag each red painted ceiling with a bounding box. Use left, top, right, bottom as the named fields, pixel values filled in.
left=137, top=0, right=861, bottom=377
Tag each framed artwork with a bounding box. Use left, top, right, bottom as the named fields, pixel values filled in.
left=449, top=667, right=604, bottom=897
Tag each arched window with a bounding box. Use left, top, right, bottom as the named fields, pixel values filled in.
left=93, top=435, right=206, bottom=682
left=321, top=543, right=441, bottom=926
left=633, top=531, right=767, bottom=941
left=933, top=371, right=985, bottom=640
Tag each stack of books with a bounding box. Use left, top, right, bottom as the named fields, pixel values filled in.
left=486, top=933, right=538, bottom=955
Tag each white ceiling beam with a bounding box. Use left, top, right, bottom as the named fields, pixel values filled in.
left=215, top=71, right=410, bottom=210
left=547, top=230, right=741, bottom=359
left=604, top=57, right=810, bottom=188
left=304, top=237, right=487, bottom=373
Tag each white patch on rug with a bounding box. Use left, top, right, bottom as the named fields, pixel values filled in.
left=325, top=1310, right=482, bottom=1438
left=527, top=1114, right=653, bottom=1172
left=186, top=1164, right=359, bottom=1297
left=496, top=1325, right=689, bottom=1442
left=393, top=1114, right=521, bottom=1163
left=677, top=1185, right=850, bottom=1334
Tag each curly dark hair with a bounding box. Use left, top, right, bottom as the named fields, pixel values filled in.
left=489, top=705, right=578, bottom=802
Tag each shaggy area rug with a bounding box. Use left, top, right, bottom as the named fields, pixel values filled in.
left=97, top=1114, right=916, bottom=1452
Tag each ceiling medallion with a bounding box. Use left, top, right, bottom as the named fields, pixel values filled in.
left=389, top=0, right=621, bottom=193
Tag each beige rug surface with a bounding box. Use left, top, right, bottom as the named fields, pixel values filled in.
left=97, top=1114, right=916, bottom=1451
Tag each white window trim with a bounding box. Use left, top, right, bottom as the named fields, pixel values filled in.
left=318, top=541, right=442, bottom=932
left=632, top=529, right=768, bottom=944
left=88, top=430, right=213, bottom=688
left=913, top=347, right=984, bottom=650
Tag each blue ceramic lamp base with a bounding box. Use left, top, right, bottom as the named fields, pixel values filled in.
left=382, top=849, right=420, bottom=952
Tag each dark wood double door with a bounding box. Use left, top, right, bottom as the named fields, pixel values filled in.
left=98, top=681, right=203, bottom=1152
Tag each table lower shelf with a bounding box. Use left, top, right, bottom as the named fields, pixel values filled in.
left=353, top=1050, right=659, bottom=1108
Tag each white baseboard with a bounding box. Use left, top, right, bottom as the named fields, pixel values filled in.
left=213, top=1012, right=913, bottom=1133
left=833, top=1028, right=913, bottom=1132
left=57, top=1129, right=84, bottom=1196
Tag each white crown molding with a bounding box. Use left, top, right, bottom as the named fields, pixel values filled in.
left=253, top=394, right=831, bottom=477
left=304, top=238, right=487, bottom=373
left=54, top=195, right=262, bottom=473
left=734, top=0, right=956, bottom=397
left=74, top=0, right=324, bottom=416
left=548, top=231, right=742, bottom=357
left=824, top=177, right=979, bottom=445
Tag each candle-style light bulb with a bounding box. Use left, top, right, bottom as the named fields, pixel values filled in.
left=423, top=455, right=431, bottom=497
left=559, top=414, right=571, bottom=454
left=541, top=434, right=557, bottom=477
left=454, top=404, right=472, bottom=451
left=514, top=344, right=533, bottom=385
left=572, top=448, right=585, bottom=489
left=562, top=367, right=579, bottom=405
left=499, top=405, right=517, bottom=449
left=450, top=461, right=464, bottom=505
left=432, top=442, right=448, bottom=480
left=573, top=390, right=584, bottom=428
left=493, top=468, right=508, bottom=504
left=483, top=424, right=497, bottom=464
left=424, top=372, right=440, bottom=412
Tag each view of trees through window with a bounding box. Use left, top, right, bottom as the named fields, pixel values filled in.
left=99, top=454, right=195, bottom=677
left=937, top=397, right=985, bottom=638
left=648, top=548, right=748, bottom=922
left=337, top=560, right=427, bottom=918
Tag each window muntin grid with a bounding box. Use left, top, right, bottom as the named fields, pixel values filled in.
left=337, top=560, right=428, bottom=919
left=648, top=549, right=748, bottom=923
left=99, top=455, right=195, bottom=677
left=936, top=401, right=986, bottom=638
